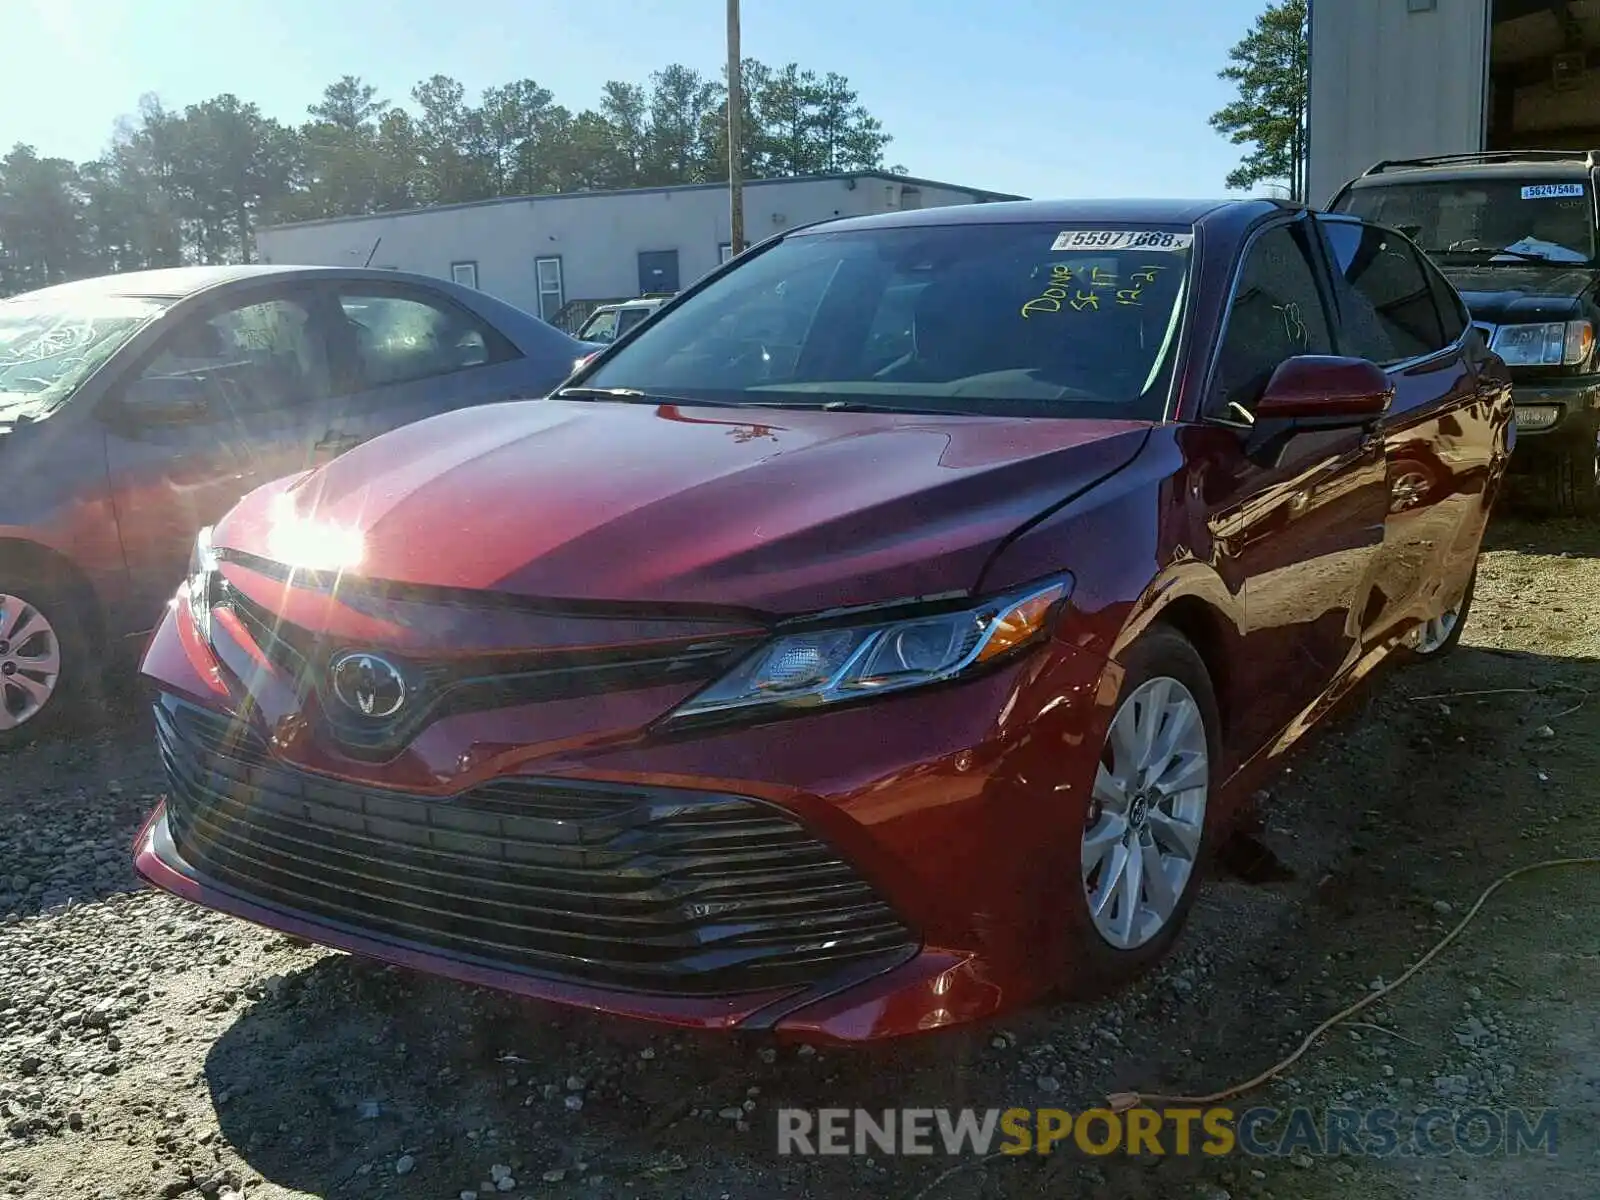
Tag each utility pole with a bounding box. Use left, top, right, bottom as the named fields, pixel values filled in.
left=726, top=0, right=745, bottom=257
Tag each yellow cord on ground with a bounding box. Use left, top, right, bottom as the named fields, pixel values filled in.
left=1107, top=854, right=1600, bottom=1112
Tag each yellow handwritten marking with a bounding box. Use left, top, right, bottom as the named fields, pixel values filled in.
left=1089, top=267, right=1117, bottom=288
left=1020, top=264, right=1077, bottom=318
left=1116, top=289, right=1142, bottom=306
left=1070, top=290, right=1101, bottom=312
left=1131, top=267, right=1163, bottom=285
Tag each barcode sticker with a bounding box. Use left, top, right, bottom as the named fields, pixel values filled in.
left=1051, top=230, right=1195, bottom=252
left=1521, top=183, right=1586, bottom=200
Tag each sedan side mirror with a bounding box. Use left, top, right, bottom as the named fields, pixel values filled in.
left=1255, top=355, right=1394, bottom=423
left=117, top=375, right=213, bottom=425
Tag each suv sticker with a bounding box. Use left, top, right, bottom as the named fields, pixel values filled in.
left=1051, top=230, right=1194, bottom=252
left=1521, top=183, right=1586, bottom=200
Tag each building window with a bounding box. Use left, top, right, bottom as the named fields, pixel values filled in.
left=718, top=242, right=734, bottom=264
left=450, top=261, right=479, bottom=289
left=535, top=256, right=564, bottom=322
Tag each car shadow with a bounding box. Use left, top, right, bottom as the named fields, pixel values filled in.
left=201, top=955, right=992, bottom=1194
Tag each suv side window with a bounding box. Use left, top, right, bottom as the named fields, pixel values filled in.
left=1213, top=221, right=1335, bottom=418
left=334, top=287, right=518, bottom=392
left=1319, top=219, right=1446, bottom=364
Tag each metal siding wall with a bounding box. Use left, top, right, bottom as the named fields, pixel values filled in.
left=1308, top=0, right=1490, bottom=207
left=253, top=178, right=985, bottom=316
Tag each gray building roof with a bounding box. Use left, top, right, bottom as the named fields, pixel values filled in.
left=258, top=171, right=1028, bottom=233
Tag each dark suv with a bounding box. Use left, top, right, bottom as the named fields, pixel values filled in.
left=1330, top=150, right=1600, bottom=514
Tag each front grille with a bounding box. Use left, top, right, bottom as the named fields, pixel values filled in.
left=223, top=589, right=755, bottom=756
left=155, top=699, right=917, bottom=995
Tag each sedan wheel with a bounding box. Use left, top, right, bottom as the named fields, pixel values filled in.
left=0, top=594, right=63, bottom=732
left=1401, top=566, right=1476, bottom=663
left=1083, top=676, right=1210, bottom=951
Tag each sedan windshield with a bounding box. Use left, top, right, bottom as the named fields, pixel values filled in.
left=1338, top=179, right=1596, bottom=264
left=579, top=222, right=1194, bottom=418
left=0, top=294, right=169, bottom=418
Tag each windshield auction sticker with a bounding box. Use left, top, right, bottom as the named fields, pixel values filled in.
left=1521, top=183, right=1586, bottom=199
left=1051, top=230, right=1194, bottom=251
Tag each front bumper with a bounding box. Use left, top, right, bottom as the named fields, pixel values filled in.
left=134, top=594, right=1117, bottom=1043
left=1508, top=377, right=1600, bottom=470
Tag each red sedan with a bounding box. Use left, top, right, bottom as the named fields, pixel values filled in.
left=134, top=199, right=1513, bottom=1043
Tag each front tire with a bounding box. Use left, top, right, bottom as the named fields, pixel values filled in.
left=1550, top=420, right=1600, bottom=517
left=1398, top=565, right=1475, bottom=664
left=0, top=581, right=91, bottom=747
left=1062, top=625, right=1220, bottom=995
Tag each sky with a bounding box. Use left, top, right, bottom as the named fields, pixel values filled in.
left=1, top=0, right=1271, bottom=201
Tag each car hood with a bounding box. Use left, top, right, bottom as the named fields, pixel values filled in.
left=219, top=398, right=1152, bottom=614
left=1443, top=264, right=1597, bottom=325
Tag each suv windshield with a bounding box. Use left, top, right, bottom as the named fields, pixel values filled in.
left=579, top=222, right=1194, bottom=418
left=1339, top=178, right=1596, bottom=264
left=0, top=294, right=169, bottom=418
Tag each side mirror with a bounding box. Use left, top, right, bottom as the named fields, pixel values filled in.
left=1255, top=355, right=1394, bottom=423
left=117, top=375, right=212, bottom=425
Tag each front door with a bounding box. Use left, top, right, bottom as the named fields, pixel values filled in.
left=637, top=250, right=680, bottom=295
left=314, top=281, right=539, bottom=454
left=1197, top=218, right=1392, bottom=762
left=102, top=283, right=337, bottom=628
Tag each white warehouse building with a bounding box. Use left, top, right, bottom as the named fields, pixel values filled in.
left=255, top=171, right=1022, bottom=331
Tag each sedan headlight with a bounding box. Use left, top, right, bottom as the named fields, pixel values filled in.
left=1490, top=319, right=1594, bottom=367
left=185, top=525, right=222, bottom=643
left=670, top=577, right=1070, bottom=721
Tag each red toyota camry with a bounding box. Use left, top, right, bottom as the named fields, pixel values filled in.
left=135, top=198, right=1513, bottom=1043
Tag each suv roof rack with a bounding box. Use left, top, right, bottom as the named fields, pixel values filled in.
left=1361, top=149, right=1600, bottom=175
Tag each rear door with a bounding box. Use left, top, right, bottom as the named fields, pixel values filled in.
left=101, top=281, right=337, bottom=626
left=314, top=280, right=534, bottom=457
left=1314, top=215, right=1496, bottom=647
left=1195, top=216, right=1392, bottom=759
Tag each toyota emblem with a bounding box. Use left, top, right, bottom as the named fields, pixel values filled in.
left=329, top=652, right=407, bottom=719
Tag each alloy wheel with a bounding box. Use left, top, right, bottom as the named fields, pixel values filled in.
left=0, top=594, right=62, bottom=731
left=1411, top=606, right=1460, bottom=655
left=1082, top=676, right=1209, bottom=951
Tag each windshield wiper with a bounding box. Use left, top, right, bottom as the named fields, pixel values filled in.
left=1437, top=246, right=1567, bottom=264
left=554, top=386, right=737, bottom=406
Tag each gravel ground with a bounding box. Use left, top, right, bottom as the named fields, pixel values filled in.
left=1, top=513, right=1598, bottom=1200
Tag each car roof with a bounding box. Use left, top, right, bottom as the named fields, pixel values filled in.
left=793, top=197, right=1275, bottom=236
left=5, top=264, right=447, bottom=304
left=1346, top=161, right=1594, bottom=187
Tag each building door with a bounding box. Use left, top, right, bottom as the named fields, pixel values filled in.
left=638, top=250, right=680, bottom=295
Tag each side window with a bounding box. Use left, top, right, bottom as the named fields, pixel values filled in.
left=135, top=294, right=330, bottom=416
left=1214, top=222, right=1335, bottom=417
left=1420, top=254, right=1469, bottom=344
left=616, top=307, right=650, bottom=336
left=1320, top=219, right=1446, bottom=363
left=334, top=289, right=517, bottom=391
left=581, top=310, right=619, bottom=343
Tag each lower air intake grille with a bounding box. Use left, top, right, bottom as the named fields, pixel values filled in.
left=154, top=699, right=916, bottom=995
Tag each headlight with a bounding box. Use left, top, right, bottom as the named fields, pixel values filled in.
left=669, top=577, right=1070, bottom=722
left=185, top=525, right=222, bottom=643
left=1490, top=319, right=1594, bottom=367
left=1514, top=404, right=1561, bottom=431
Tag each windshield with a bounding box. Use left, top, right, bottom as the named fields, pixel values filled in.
left=0, top=294, right=169, bottom=418
left=1338, top=179, right=1596, bottom=264
left=579, top=309, right=620, bottom=343
left=578, top=222, right=1194, bottom=418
